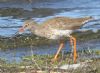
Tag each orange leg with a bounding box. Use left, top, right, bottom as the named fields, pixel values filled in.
left=52, top=42, right=64, bottom=62
left=70, top=36, right=77, bottom=63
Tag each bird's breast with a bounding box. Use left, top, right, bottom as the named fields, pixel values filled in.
left=48, top=29, right=73, bottom=39
left=52, top=29, right=73, bottom=36
left=34, top=29, right=73, bottom=39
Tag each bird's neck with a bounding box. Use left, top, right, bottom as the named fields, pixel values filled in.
left=30, top=24, right=41, bottom=31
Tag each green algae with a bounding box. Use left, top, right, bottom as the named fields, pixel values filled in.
left=72, top=30, right=100, bottom=41
left=0, top=30, right=100, bottom=49
left=0, top=8, right=64, bottom=18
left=0, top=34, right=57, bottom=49
left=0, top=54, right=100, bottom=73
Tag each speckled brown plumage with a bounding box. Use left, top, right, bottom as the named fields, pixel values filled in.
left=19, top=16, right=94, bottom=63
left=21, top=16, right=93, bottom=39
left=41, top=16, right=93, bottom=30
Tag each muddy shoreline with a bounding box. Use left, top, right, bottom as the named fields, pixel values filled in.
left=0, top=30, right=100, bottom=49
left=0, top=56, right=100, bottom=73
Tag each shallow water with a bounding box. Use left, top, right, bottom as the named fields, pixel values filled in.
left=0, top=39, right=100, bottom=63
left=0, top=0, right=100, bottom=36
left=0, top=0, right=100, bottom=63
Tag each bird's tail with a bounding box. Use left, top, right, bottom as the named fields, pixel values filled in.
left=82, top=16, right=94, bottom=24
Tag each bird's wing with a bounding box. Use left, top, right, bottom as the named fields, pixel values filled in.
left=42, top=17, right=83, bottom=30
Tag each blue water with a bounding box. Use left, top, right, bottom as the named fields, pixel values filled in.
left=0, top=0, right=100, bottom=63
left=0, top=39, right=100, bottom=63
left=0, top=0, right=100, bottom=36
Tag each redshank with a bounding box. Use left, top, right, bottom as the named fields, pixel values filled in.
left=19, top=16, right=93, bottom=63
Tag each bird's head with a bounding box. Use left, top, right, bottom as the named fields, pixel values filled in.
left=19, top=20, right=37, bottom=32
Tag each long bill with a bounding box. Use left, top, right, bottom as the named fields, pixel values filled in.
left=19, top=27, right=25, bottom=32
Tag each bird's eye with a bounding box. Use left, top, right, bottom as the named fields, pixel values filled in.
left=24, top=24, right=29, bottom=28
left=25, top=25, right=27, bottom=27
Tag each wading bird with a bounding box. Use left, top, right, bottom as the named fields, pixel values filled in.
left=19, top=16, right=93, bottom=63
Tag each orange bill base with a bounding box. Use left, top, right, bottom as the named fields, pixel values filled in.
left=19, top=28, right=24, bottom=32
